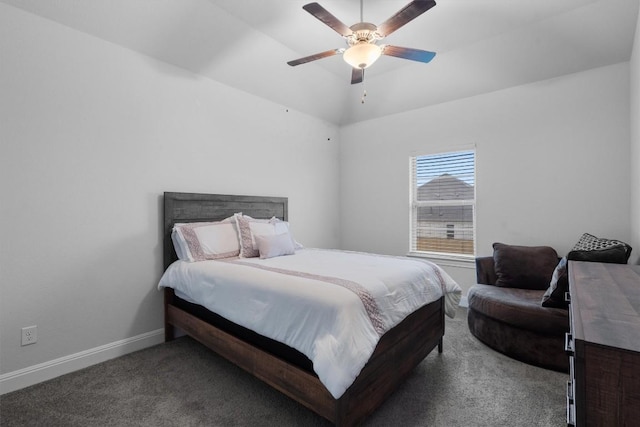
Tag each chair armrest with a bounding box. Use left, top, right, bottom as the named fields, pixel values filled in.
left=476, top=256, right=497, bottom=285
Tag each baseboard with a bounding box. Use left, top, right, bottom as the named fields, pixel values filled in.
left=0, top=328, right=164, bottom=395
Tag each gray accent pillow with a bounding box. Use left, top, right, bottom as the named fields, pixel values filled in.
left=541, top=257, right=569, bottom=308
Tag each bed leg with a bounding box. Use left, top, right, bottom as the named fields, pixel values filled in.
left=165, top=324, right=175, bottom=342
left=438, top=337, right=443, bottom=353
left=164, top=287, right=176, bottom=342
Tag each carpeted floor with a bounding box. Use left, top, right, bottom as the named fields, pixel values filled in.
left=0, top=307, right=568, bottom=426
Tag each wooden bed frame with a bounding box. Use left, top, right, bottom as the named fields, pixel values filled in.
left=162, top=192, right=445, bottom=426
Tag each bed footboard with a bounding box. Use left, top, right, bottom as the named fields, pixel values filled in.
left=164, top=288, right=445, bottom=426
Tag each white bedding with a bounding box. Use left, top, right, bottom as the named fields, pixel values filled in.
left=157, top=248, right=461, bottom=398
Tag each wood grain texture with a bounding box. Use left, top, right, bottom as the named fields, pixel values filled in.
left=162, top=192, right=446, bottom=426
left=568, top=261, right=640, bottom=426
left=163, top=192, right=287, bottom=269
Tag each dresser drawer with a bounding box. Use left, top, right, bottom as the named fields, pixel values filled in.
left=566, top=356, right=576, bottom=426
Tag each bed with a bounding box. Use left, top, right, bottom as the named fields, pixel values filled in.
left=160, top=192, right=460, bottom=426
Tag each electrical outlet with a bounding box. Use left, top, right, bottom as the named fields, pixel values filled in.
left=21, top=325, right=37, bottom=346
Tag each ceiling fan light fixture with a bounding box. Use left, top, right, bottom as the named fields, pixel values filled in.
left=343, top=42, right=382, bottom=69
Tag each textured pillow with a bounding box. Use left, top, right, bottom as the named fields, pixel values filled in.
left=492, top=242, right=559, bottom=290
left=541, top=257, right=569, bottom=308
left=256, top=232, right=295, bottom=259
left=172, top=218, right=240, bottom=262
left=567, top=233, right=631, bottom=264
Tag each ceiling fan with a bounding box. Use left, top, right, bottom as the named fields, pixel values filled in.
left=287, top=0, right=437, bottom=84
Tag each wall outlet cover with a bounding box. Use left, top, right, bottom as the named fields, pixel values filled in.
left=21, top=325, right=37, bottom=346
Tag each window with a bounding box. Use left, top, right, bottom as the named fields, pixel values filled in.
left=410, top=150, right=475, bottom=257
left=446, top=224, right=455, bottom=239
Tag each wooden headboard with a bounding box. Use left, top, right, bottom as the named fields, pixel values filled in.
left=163, top=192, right=288, bottom=269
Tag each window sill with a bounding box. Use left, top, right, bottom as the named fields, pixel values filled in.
left=406, top=251, right=475, bottom=269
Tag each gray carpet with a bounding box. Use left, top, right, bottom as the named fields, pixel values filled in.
left=0, top=308, right=567, bottom=426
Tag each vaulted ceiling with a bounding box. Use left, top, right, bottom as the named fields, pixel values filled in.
left=2, top=0, right=638, bottom=125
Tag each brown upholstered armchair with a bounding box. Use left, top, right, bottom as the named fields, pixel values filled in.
left=467, top=245, right=569, bottom=372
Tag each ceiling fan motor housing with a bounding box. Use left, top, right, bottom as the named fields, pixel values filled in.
left=347, top=22, right=381, bottom=46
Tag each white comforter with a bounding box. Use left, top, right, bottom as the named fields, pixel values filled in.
left=157, top=248, right=461, bottom=398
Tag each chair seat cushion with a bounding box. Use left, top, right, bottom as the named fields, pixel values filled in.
left=468, top=284, right=569, bottom=335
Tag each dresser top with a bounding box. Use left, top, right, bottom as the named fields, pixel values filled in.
left=569, top=261, right=640, bottom=353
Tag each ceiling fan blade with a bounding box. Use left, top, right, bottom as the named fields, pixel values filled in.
left=351, top=68, right=364, bottom=85
left=287, top=48, right=343, bottom=66
left=382, top=45, right=436, bottom=63
left=377, top=0, right=436, bottom=37
left=302, top=3, right=352, bottom=37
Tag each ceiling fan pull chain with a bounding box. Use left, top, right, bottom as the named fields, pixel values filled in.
left=361, top=85, right=367, bottom=104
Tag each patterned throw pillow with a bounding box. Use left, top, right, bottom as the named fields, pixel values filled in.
left=567, top=233, right=631, bottom=264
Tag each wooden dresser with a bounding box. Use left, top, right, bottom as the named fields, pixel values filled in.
left=566, top=261, right=640, bottom=426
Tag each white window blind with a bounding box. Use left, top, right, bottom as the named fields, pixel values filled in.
left=410, top=150, right=475, bottom=256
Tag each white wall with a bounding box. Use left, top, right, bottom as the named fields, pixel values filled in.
left=630, top=9, right=640, bottom=265
left=339, top=63, right=631, bottom=295
left=0, top=3, right=340, bottom=383
left=2, top=0, right=636, bottom=394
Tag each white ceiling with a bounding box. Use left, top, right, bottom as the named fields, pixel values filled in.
left=2, top=0, right=638, bottom=125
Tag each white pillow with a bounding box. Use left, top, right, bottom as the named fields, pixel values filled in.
left=256, top=232, right=295, bottom=259
left=235, top=214, right=277, bottom=258
left=172, top=218, right=240, bottom=262
left=171, top=229, right=189, bottom=261
left=271, top=218, right=304, bottom=250
left=234, top=214, right=302, bottom=258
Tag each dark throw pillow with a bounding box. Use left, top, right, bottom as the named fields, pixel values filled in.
left=492, top=242, right=559, bottom=290
left=541, top=257, right=569, bottom=309
left=567, top=233, right=632, bottom=264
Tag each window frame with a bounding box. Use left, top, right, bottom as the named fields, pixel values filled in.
left=408, top=149, right=476, bottom=263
